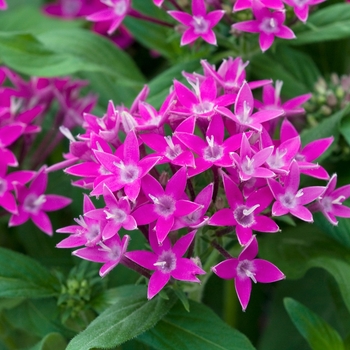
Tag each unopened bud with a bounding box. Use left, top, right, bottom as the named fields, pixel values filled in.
left=215, top=196, right=225, bottom=210
left=326, top=93, right=337, bottom=107
left=159, top=171, right=169, bottom=187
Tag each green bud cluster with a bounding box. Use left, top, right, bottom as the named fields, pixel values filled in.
left=305, top=74, right=350, bottom=122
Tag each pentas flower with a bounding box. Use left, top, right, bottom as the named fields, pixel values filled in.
left=209, top=174, right=278, bottom=245
left=132, top=167, right=202, bottom=244
left=268, top=161, right=325, bottom=222
left=173, top=183, right=214, bottom=230
left=283, top=0, right=325, bottom=22
left=218, top=82, right=283, bottom=132
left=260, top=128, right=301, bottom=175
left=0, top=163, right=35, bottom=214
left=0, top=0, right=7, bottom=10
left=315, top=174, right=350, bottom=225
left=57, top=194, right=105, bottom=248
left=91, top=130, right=161, bottom=200
left=9, top=167, right=72, bottom=235
left=279, top=119, right=332, bottom=180
left=173, top=76, right=236, bottom=120
left=168, top=0, right=225, bottom=46
left=87, top=0, right=130, bottom=34
left=231, top=134, right=275, bottom=182
left=43, top=0, right=103, bottom=18
left=175, top=114, right=243, bottom=177
left=126, top=230, right=205, bottom=299
left=84, top=184, right=137, bottom=240
left=233, top=0, right=284, bottom=11
left=73, top=233, right=130, bottom=277
left=212, top=235, right=285, bottom=311
left=255, top=80, right=311, bottom=118
left=232, top=3, right=295, bottom=52
left=0, top=123, right=25, bottom=167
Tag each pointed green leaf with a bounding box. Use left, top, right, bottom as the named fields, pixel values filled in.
left=292, top=4, right=350, bottom=45
left=0, top=247, right=59, bottom=298
left=138, top=300, right=255, bottom=350
left=66, top=285, right=177, bottom=350
left=284, top=298, right=344, bottom=350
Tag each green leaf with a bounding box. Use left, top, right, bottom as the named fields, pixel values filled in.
left=284, top=298, right=344, bottom=350
left=300, top=105, right=350, bottom=162
left=66, top=285, right=177, bottom=350
left=259, top=227, right=350, bottom=314
left=37, top=29, right=145, bottom=83
left=28, top=333, right=67, bottom=350
left=123, top=17, right=185, bottom=60
left=138, top=300, right=255, bottom=350
left=4, top=298, right=73, bottom=339
left=293, top=4, right=350, bottom=45
left=0, top=6, right=84, bottom=34
left=0, top=28, right=145, bottom=83
left=250, top=46, right=319, bottom=98
left=340, top=113, right=350, bottom=147
left=0, top=247, right=59, bottom=298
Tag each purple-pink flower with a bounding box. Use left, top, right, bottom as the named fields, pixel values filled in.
left=168, top=0, right=224, bottom=46
left=0, top=0, right=7, bottom=10
left=9, top=167, right=72, bottom=235
left=126, top=229, right=205, bottom=299
left=212, top=235, right=285, bottom=311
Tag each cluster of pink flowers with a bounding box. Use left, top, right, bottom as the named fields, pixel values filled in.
left=57, top=56, right=350, bottom=310
left=0, top=67, right=96, bottom=235
left=80, top=0, right=325, bottom=52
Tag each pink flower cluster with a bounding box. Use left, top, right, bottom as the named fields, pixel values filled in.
left=0, top=67, right=96, bottom=235
left=57, top=57, right=350, bottom=309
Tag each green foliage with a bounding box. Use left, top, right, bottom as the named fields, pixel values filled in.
left=0, top=247, right=59, bottom=298
left=138, top=299, right=255, bottom=350
left=66, top=285, right=177, bottom=350
left=284, top=298, right=345, bottom=350
left=28, top=333, right=67, bottom=350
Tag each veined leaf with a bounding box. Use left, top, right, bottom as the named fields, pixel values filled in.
left=284, top=298, right=344, bottom=350
left=66, top=285, right=177, bottom=350
left=138, top=300, right=255, bottom=350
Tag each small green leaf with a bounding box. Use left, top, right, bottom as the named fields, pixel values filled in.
left=284, top=298, right=344, bottom=350
left=292, top=4, right=350, bottom=45
left=138, top=300, right=255, bottom=350
left=66, top=285, right=177, bottom=350
left=0, top=247, right=59, bottom=298
left=28, top=333, right=67, bottom=350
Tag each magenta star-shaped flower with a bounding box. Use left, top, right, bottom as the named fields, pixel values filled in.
left=283, top=0, right=325, bottom=22
left=232, top=3, right=295, bottom=52
left=73, top=233, right=130, bottom=277
left=86, top=0, right=130, bottom=35
left=316, top=174, right=350, bottom=225
left=212, top=235, right=285, bottom=311
left=268, top=161, right=325, bottom=222
left=9, top=167, right=72, bottom=235
left=209, top=173, right=278, bottom=245
left=168, top=0, right=224, bottom=46
left=132, top=167, right=202, bottom=244
left=126, top=229, right=205, bottom=299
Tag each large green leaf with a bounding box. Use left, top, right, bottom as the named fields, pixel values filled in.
left=250, top=46, right=319, bottom=98
left=66, top=285, right=177, bottom=350
left=138, top=300, right=255, bottom=350
left=0, top=28, right=145, bottom=83
left=0, top=6, right=84, bottom=34
left=259, top=227, right=350, bottom=314
left=284, top=298, right=344, bottom=350
left=0, top=247, right=59, bottom=298
left=292, top=4, right=350, bottom=45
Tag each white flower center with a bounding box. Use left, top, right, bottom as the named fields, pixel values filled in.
left=23, top=194, right=46, bottom=214
left=164, top=136, right=182, bottom=160
left=242, top=155, right=255, bottom=175
left=154, top=250, right=176, bottom=273
left=259, top=17, right=278, bottom=34
left=237, top=100, right=252, bottom=125
left=203, top=135, right=224, bottom=162
left=234, top=204, right=259, bottom=227
left=150, top=194, right=176, bottom=218
left=237, top=259, right=257, bottom=283
left=104, top=208, right=127, bottom=223
left=191, top=16, right=209, bottom=34
left=267, top=148, right=287, bottom=169
left=114, top=161, right=140, bottom=184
